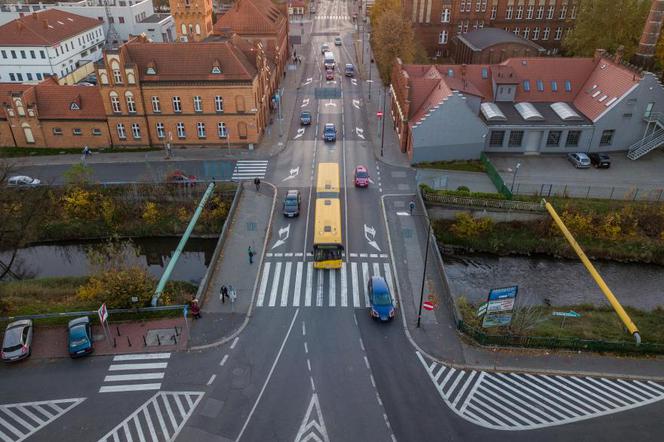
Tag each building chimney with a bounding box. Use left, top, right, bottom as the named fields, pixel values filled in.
left=615, top=45, right=625, bottom=63
left=634, top=0, right=664, bottom=69
left=594, top=48, right=607, bottom=62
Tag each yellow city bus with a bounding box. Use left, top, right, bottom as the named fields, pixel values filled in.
left=313, top=163, right=343, bottom=269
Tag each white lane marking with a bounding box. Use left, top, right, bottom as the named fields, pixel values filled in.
left=302, top=321, right=306, bottom=336
left=294, top=128, right=306, bottom=140
left=219, top=355, right=229, bottom=366
left=361, top=262, right=370, bottom=307
left=281, top=262, right=293, bottom=307
left=383, top=263, right=396, bottom=304
left=108, top=363, right=168, bottom=371
left=268, top=262, right=282, bottom=307
left=316, top=269, right=324, bottom=307
left=305, top=262, right=313, bottom=307
left=99, top=384, right=162, bottom=393
left=256, top=262, right=271, bottom=307
left=293, top=261, right=304, bottom=307
left=329, top=270, right=336, bottom=307
left=112, top=353, right=171, bottom=361
left=351, top=262, right=360, bottom=307
left=207, top=375, right=216, bottom=386
left=294, top=393, right=330, bottom=442
left=104, top=373, right=165, bottom=382
left=372, top=262, right=381, bottom=278
left=236, top=309, right=300, bottom=441
left=356, top=127, right=365, bottom=139
left=230, top=337, right=239, bottom=350
left=350, top=253, right=358, bottom=258
left=340, top=263, right=348, bottom=307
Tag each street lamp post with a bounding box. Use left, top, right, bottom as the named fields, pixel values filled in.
left=510, top=162, right=521, bottom=193
left=416, top=213, right=432, bottom=328
left=380, top=87, right=386, bottom=157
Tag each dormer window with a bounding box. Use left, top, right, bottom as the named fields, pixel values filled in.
left=211, top=60, right=222, bottom=74
left=146, top=67, right=156, bottom=75
left=70, top=102, right=80, bottom=110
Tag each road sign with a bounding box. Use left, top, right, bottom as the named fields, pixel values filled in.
left=552, top=311, right=582, bottom=318
left=482, top=312, right=513, bottom=327
left=476, top=302, right=488, bottom=317
left=376, top=111, right=383, bottom=117
left=97, top=303, right=108, bottom=324
left=183, top=305, right=189, bottom=318
left=422, top=301, right=434, bottom=311
left=483, top=286, right=518, bottom=328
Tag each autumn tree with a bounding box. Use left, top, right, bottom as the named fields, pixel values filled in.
left=372, top=10, right=418, bottom=83
left=563, top=0, right=650, bottom=59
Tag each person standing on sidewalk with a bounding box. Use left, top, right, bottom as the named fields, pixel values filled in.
left=409, top=200, right=415, bottom=215
left=254, top=177, right=261, bottom=191
left=190, top=296, right=201, bottom=319
left=220, top=285, right=228, bottom=303
left=248, top=246, right=255, bottom=264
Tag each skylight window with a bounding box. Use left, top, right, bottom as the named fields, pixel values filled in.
left=514, top=102, right=544, bottom=121
left=550, top=102, right=582, bottom=120
left=480, top=102, right=507, bottom=121
left=592, top=90, right=601, bottom=98
left=598, top=95, right=607, bottom=102
left=605, top=97, right=618, bottom=107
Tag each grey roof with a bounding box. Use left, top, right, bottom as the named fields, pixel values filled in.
left=484, top=101, right=592, bottom=127
left=140, top=13, right=171, bottom=24
left=458, top=28, right=545, bottom=52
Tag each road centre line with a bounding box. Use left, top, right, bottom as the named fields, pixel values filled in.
left=236, top=309, right=300, bottom=442
left=304, top=342, right=309, bottom=354
left=220, top=355, right=229, bottom=366
left=310, top=377, right=316, bottom=392
left=307, top=359, right=312, bottom=371
left=230, top=337, right=239, bottom=350
left=302, top=321, right=306, bottom=336
left=207, top=374, right=217, bottom=386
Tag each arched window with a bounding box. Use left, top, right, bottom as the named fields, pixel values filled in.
left=181, top=24, right=187, bottom=35
left=99, top=71, right=109, bottom=85
left=195, top=24, right=201, bottom=35
left=111, top=61, right=122, bottom=83
left=22, top=123, right=34, bottom=144
left=125, top=91, right=136, bottom=113
left=127, top=71, right=135, bottom=84
left=15, top=98, right=25, bottom=116
left=109, top=91, right=121, bottom=113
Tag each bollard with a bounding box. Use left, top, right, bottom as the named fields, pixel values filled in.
left=116, top=326, right=121, bottom=336
left=143, top=335, right=147, bottom=347
left=127, top=336, right=132, bottom=347
left=171, top=335, right=177, bottom=344
left=157, top=334, right=161, bottom=346
left=113, top=337, right=117, bottom=348
left=175, top=326, right=180, bottom=337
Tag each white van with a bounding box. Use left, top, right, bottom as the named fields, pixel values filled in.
left=323, top=51, right=335, bottom=69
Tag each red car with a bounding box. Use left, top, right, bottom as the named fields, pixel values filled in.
left=325, top=69, right=334, bottom=81
left=166, top=170, right=197, bottom=185
left=354, top=165, right=369, bottom=187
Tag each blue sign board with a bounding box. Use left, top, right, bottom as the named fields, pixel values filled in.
left=488, top=286, right=519, bottom=301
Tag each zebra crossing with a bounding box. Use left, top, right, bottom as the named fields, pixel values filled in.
left=256, top=260, right=396, bottom=308
left=99, top=353, right=171, bottom=393
left=417, top=351, right=664, bottom=430
left=315, top=15, right=351, bottom=20
left=231, top=160, right=268, bottom=181
left=0, top=397, right=85, bottom=442
left=97, top=391, right=204, bottom=442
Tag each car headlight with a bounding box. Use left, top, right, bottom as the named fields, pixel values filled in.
left=389, top=309, right=395, bottom=317
left=371, top=308, right=379, bottom=317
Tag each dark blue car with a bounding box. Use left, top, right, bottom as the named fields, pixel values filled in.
left=323, top=123, right=337, bottom=142
left=368, top=276, right=396, bottom=322
left=68, top=316, right=93, bottom=358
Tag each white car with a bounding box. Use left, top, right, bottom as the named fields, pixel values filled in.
left=7, top=175, right=41, bottom=186
left=567, top=153, right=591, bottom=169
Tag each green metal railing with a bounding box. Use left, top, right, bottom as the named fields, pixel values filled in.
left=480, top=152, right=513, bottom=199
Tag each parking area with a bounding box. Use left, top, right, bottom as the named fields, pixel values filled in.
left=489, top=150, right=664, bottom=200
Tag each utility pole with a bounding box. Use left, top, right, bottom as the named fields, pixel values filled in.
left=417, top=216, right=432, bottom=328
left=380, top=87, right=386, bottom=157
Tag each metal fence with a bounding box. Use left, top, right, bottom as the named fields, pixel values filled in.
left=480, top=152, right=513, bottom=199
left=423, top=190, right=544, bottom=212
left=512, top=182, right=664, bottom=202
left=458, top=321, right=664, bottom=355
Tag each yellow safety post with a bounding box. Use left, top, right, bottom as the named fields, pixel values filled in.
left=543, top=200, right=641, bottom=345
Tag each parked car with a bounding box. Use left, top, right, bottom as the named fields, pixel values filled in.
left=354, top=165, right=369, bottom=187
left=82, top=74, right=97, bottom=85
left=588, top=152, right=611, bottom=168
left=77, top=81, right=95, bottom=87
left=1, top=320, right=33, bottom=362
left=7, top=175, right=41, bottom=187
left=567, top=152, right=591, bottom=169
left=344, top=63, right=354, bottom=77
left=67, top=316, right=93, bottom=358
left=323, top=123, right=337, bottom=142
left=300, top=111, right=312, bottom=125
left=325, top=69, right=335, bottom=81
left=283, top=190, right=301, bottom=217
left=368, top=277, right=396, bottom=322
left=334, top=37, right=342, bottom=46
left=166, top=170, right=197, bottom=184
left=320, top=43, right=330, bottom=54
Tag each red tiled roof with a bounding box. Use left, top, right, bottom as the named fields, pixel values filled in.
left=214, top=0, right=286, bottom=35
left=122, top=41, right=257, bottom=82
left=35, top=83, right=106, bottom=120
left=409, top=78, right=453, bottom=126
left=0, top=10, right=102, bottom=46
left=573, top=58, right=640, bottom=121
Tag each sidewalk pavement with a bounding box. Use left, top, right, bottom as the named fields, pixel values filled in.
left=27, top=317, right=187, bottom=359
left=188, top=182, right=275, bottom=348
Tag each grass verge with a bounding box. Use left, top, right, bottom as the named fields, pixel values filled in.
left=414, top=160, right=486, bottom=173
left=0, top=146, right=160, bottom=158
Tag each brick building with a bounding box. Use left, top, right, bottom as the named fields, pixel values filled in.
left=96, top=35, right=272, bottom=148
left=404, top=0, right=579, bottom=59
left=451, top=27, right=545, bottom=64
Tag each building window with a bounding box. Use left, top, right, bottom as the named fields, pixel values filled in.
left=40, top=50, right=45, bottom=59
left=481, top=67, right=488, bottom=79
left=526, top=5, right=534, bottom=19
left=20, top=50, right=26, bottom=59
left=565, top=80, right=572, bottom=92
left=600, top=130, right=615, bottom=146
left=546, top=131, right=562, bottom=147
left=27, top=73, right=33, bottom=81
left=126, top=92, right=136, bottom=113
left=481, top=0, right=487, bottom=12
left=559, top=5, right=567, bottom=19
left=516, top=5, right=523, bottom=19
left=172, top=96, right=181, bottom=113
left=112, top=68, right=122, bottom=83
left=457, top=22, right=463, bottom=34
left=52, top=127, right=63, bottom=135
left=438, top=31, right=448, bottom=44
left=464, top=20, right=469, bottom=33
left=533, top=27, right=540, bottom=40
left=92, top=128, right=102, bottom=136
left=509, top=131, right=524, bottom=147
left=119, top=16, right=125, bottom=23
left=117, top=123, right=126, bottom=139
left=555, top=27, right=563, bottom=40
left=536, top=6, right=544, bottom=19
left=9, top=73, right=15, bottom=82
left=215, top=96, right=224, bottom=112
left=30, top=50, right=35, bottom=59
left=193, top=96, right=202, bottom=112
left=441, top=8, right=450, bottom=23
left=459, top=0, right=466, bottom=12
left=176, top=122, right=186, bottom=138
left=489, top=131, right=505, bottom=147
left=523, top=80, right=531, bottom=91
left=536, top=80, right=544, bottom=91
left=566, top=131, right=581, bottom=147
left=551, top=81, right=558, bottom=92
left=645, top=102, right=655, bottom=118
left=151, top=96, right=161, bottom=113
left=36, top=73, right=42, bottom=80
left=72, top=128, right=82, bottom=136
left=513, top=27, right=520, bottom=36
left=218, top=122, right=227, bottom=138
left=132, top=123, right=141, bottom=139
left=523, top=27, right=530, bottom=39
left=571, top=5, right=577, bottom=19
left=110, top=92, right=121, bottom=113
left=10, top=50, right=16, bottom=59
left=156, top=122, right=165, bottom=138
left=17, top=73, right=23, bottom=82
left=197, top=122, right=206, bottom=138
left=543, top=27, right=550, bottom=40
left=547, top=5, right=555, bottom=19
left=490, top=5, right=496, bottom=20
left=505, top=5, right=513, bottom=19
left=0, top=50, right=5, bottom=59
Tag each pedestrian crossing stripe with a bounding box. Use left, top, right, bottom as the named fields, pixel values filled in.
left=416, top=351, right=664, bottom=431
left=97, top=391, right=204, bottom=442
left=315, top=15, right=350, bottom=20
left=0, top=397, right=85, bottom=442
left=231, top=160, right=268, bottom=180
left=256, top=261, right=396, bottom=308
left=100, top=353, right=171, bottom=393
left=265, top=252, right=389, bottom=259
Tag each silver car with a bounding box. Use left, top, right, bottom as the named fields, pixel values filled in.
left=1, top=319, right=33, bottom=362
left=567, top=152, right=591, bottom=169
left=7, top=175, right=41, bottom=187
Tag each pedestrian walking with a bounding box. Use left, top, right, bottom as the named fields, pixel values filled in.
left=82, top=145, right=91, bottom=158
left=409, top=200, right=415, bottom=215
left=248, top=246, right=255, bottom=264
left=220, top=285, right=228, bottom=303
left=190, top=296, right=201, bottom=319
left=254, top=177, right=261, bottom=191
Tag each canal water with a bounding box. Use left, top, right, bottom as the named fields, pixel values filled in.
left=0, top=237, right=217, bottom=284
left=443, top=253, right=664, bottom=310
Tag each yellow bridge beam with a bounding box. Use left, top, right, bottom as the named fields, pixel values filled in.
left=543, top=200, right=641, bottom=345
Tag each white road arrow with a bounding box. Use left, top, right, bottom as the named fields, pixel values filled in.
left=303, top=77, right=313, bottom=86
left=364, top=224, right=381, bottom=252
left=282, top=166, right=300, bottom=181
left=352, top=99, right=361, bottom=109
left=271, top=224, right=291, bottom=249
left=293, top=128, right=305, bottom=139
left=301, top=98, right=310, bottom=107
left=356, top=127, right=365, bottom=139
left=351, top=78, right=358, bottom=86
left=324, top=101, right=337, bottom=107
left=294, top=393, right=330, bottom=442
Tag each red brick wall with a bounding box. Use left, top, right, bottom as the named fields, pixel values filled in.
left=0, top=120, right=17, bottom=147
left=40, top=121, right=111, bottom=149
